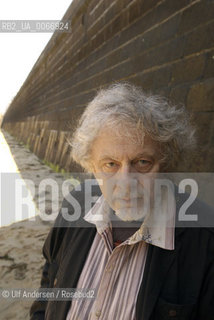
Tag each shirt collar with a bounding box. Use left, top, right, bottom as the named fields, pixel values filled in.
left=84, top=187, right=176, bottom=250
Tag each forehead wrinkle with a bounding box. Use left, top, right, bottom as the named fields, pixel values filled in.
left=97, top=148, right=156, bottom=163
left=99, top=150, right=155, bottom=160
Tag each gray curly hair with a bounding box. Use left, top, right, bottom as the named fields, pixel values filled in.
left=70, top=82, right=197, bottom=172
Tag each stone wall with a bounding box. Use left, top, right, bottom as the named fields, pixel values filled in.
left=2, top=0, right=214, bottom=172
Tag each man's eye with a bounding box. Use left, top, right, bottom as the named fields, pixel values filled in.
left=105, top=162, right=117, bottom=168
left=102, top=162, right=119, bottom=173
left=135, top=159, right=152, bottom=172
left=137, top=160, right=151, bottom=165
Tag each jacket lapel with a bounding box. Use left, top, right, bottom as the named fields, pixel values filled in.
left=135, top=187, right=186, bottom=320
left=51, top=223, right=97, bottom=320
left=135, top=243, right=177, bottom=320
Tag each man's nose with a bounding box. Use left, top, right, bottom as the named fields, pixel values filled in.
left=115, top=164, right=134, bottom=199
left=119, top=163, right=131, bottom=176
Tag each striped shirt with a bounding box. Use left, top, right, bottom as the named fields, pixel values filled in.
left=66, top=189, right=176, bottom=320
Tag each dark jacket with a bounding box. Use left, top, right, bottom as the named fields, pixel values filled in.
left=30, top=183, right=214, bottom=320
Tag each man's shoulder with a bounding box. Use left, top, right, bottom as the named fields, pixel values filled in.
left=175, top=187, right=214, bottom=231
left=54, top=181, right=101, bottom=228
left=175, top=197, right=214, bottom=248
left=174, top=190, right=214, bottom=259
left=42, top=181, right=99, bottom=261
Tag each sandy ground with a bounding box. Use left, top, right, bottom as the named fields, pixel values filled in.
left=0, top=219, right=51, bottom=319
left=0, top=129, right=73, bottom=320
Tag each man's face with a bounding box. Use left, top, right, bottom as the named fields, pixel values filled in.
left=90, top=126, right=161, bottom=222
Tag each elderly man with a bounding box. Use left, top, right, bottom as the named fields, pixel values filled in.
left=30, top=83, right=214, bottom=320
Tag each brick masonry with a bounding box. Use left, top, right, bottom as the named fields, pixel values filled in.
left=2, top=0, right=214, bottom=172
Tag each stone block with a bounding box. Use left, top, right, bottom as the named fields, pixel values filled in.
left=171, top=55, right=205, bottom=85
left=187, top=79, right=214, bottom=111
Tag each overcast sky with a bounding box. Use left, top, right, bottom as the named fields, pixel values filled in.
left=0, top=0, right=73, bottom=115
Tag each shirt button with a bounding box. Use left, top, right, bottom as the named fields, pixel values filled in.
left=95, top=310, right=101, bottom=317
left=168, top=309, right=177, bottom=317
